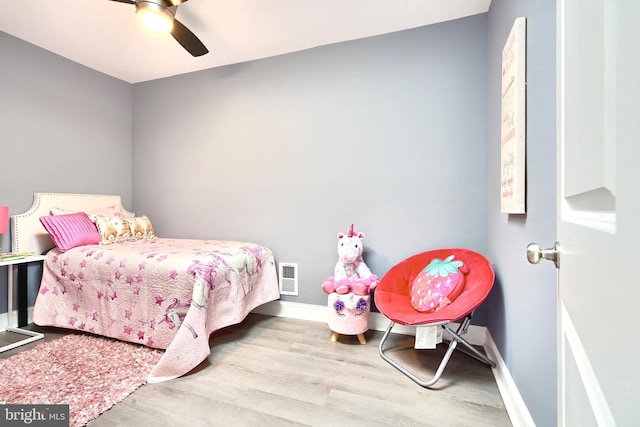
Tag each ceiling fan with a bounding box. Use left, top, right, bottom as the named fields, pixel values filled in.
left=109, top=0, right=209, bottom=57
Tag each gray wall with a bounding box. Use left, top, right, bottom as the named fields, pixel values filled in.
left=486, top=1, right=557, bottom=426
left=0, top=32, right=133, bottom=311
left=132, top=15, right=489, bottom=309
left=1, top=7, right=559, bottom=425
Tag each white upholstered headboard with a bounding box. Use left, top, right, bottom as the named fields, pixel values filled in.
left=11, top=193, right=135, bottom=254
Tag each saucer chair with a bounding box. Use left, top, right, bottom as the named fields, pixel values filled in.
left=374, top=248, right=496, bottom=387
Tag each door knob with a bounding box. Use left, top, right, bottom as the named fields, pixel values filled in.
left=527, top=242, right=559, bottom=268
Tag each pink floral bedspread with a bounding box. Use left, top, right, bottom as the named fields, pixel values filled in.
left=32, top=238, right=280, bottom=382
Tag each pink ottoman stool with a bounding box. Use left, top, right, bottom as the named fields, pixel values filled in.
left=327, top=292, right=370, bottom=344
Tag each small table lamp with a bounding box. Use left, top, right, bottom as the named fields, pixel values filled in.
left=0, top=205, right=8, bottom=252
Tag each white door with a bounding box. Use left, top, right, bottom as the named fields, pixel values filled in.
left=556, top=0, right=640, bottom=425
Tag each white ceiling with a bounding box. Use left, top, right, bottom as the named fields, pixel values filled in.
left=0, top=0, right=491, bottom=84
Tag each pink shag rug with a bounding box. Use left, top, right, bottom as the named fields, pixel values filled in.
left=0, top=334, right=164, bottom=427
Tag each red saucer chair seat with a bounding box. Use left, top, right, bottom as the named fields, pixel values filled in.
left=374, top=248, right=496, bottom=387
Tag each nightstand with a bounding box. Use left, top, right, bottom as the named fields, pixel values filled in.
left=0, top=254, right=46, bottom=352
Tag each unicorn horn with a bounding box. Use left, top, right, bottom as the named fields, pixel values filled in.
left=347, top=224, right=355, bottom=237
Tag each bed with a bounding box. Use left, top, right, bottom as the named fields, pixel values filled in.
left=12, top=192, right=280, bottom=382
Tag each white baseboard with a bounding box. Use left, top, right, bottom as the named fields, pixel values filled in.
left=253, top=300, right=534, bottom=427
left=482, top=331, right=536, bottom=427
left=252, top=300, right=487, bottom=344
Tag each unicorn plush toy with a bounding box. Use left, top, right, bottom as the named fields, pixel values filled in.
left=321, top=224, right=378, bottom=296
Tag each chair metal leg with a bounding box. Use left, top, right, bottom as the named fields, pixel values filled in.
left=379, top=321, right=458, bottom=387
left=444, top=318, right=496, bottom=368
left=378, top=316, right=495, bottom=388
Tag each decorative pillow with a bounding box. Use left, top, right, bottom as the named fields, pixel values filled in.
left=126, top=216, right=156, bottom=240
left=95, top=216, right=132, bottom=244
left=410, top=255, right=468, bottom=313
left=50, top=205, right=123, bottom=222
left=39, top=212, right=100, bottom=252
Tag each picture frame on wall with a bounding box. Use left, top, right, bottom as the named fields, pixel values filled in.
left=500, top=17, right=527, bottom=214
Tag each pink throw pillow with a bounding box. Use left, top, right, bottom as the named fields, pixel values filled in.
left=40, top=212, right=100, bottom=252
left=410, top=255, right=468, bottom=313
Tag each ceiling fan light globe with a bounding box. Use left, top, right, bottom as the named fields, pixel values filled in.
left=135, top=2, right=175, bottom=33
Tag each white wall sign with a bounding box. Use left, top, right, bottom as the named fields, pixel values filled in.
left=501, top=17, right=527, bottom=214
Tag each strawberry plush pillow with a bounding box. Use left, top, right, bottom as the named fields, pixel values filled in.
left=410, top=255, right=468, bottom=313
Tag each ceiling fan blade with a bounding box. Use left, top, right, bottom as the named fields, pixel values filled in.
left=171, top=18, right=209, bottom=57
left=107, top=0, right=135, bottom=4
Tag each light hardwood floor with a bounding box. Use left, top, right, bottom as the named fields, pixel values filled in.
left=1, top=314, right=511, bottom=426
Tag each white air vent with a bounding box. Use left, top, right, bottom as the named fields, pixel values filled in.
left=278, top=262, right=298, bottom=296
